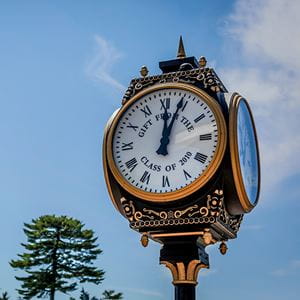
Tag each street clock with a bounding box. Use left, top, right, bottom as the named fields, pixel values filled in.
left=102, top=37, right=260, bottom=300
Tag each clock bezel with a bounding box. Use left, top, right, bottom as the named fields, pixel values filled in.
left=229, top=93, right=261, bottom=212
left=106, top=82, right=227, bottom=202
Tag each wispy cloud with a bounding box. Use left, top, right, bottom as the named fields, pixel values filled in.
left=271, top=259, right=300, bottom=277
left=121, top=287, right=164, bottom=298
left=85, top=35, right=126, bottom=91
left=222, top=0, right=300, bottom=192
left=199, top=268, right=217, bottom=277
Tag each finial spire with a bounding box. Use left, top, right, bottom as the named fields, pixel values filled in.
left=177, top=36, right=186, bottom=59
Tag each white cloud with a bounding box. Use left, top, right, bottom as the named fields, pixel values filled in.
left=199, top=268, right=217, bottom=277
left=271, top=259, right=300, bottom=277
left=228, top=0, right=300, bottom=70
left=85, top=35, right=126, bottom=91
left=222, top=0, right=300, bottom=192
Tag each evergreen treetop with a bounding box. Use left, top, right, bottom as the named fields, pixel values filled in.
left=10, top=215, right=105, bottom=300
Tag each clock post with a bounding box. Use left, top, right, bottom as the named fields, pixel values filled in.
left=103, top=37, right=260, bottom=299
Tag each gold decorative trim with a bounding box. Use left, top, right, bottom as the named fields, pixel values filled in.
left=229, top=93, right=261, bottom=213
left=121, top=189, right=223, bottom=226
left=102, top=109, right=122, bottom=213
left=107, top=83, right=227, bottom=202
left=160, top=259, right=208, bottom=285
left=120, top=190, right=242, bottom=236
left=150, top=230, right=216, bottom=246
left=151, top=231, right=203, bottom=238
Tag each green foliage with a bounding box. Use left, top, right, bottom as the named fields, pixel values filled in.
left=10, top=215, right=105, bottom=299
left=0, top=292, right=9, bottom=300
left=79, top=288, right=89, bottom=300
left=80, top=288, right=123, bottom=300
left=100, top=290, right=123, bottom=300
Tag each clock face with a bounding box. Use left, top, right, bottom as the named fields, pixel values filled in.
left=229, top=94, right=260, bottom=213
left=236, top=99, right=260, bottom=206
left=107, top=83, right=226, bottom=202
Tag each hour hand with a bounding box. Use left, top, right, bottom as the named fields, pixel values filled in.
left=156, top=108, right=169, bottom=155
left=156, top=98, right=183, bottom=156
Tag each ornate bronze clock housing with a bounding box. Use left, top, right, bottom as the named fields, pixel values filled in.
left=102, top=38, right=260, bottom=299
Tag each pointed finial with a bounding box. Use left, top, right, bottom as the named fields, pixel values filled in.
left=177, top=36, right=186, bottom=59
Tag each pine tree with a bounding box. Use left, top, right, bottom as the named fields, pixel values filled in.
left=79, top=288, right=90, bottom=300
left=79, top=289, right=123, bottom=300
left=100, top=290, right=123, bottom=300
left=0, top=292, right=9, bottom=300
left=10, top=215, right=105, bottom=300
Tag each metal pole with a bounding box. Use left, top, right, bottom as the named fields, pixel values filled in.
left=175, top=284, right=196, bottom=300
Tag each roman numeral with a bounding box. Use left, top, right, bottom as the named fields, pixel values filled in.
left=181, top=100, right=188, bottom=111
left=183, top=169, right=192, bottom=180
left=126, top=122, right=138, bottom=131
left=200, top=133, right=212, bottom=141
left=160, top=98, right=170, bottom=110
left=162, top=175, right=170, bottom=187
left=121, top=142, right=133, bottom=151
left=140, top=105, right=152, bottom=117
left=194, top=152, right=208, bottom=164
left=125, top=158, right=138, bottom=172
left=140, top=171, right=150, bottom=184
left=194, top=113, right=205, bottom=123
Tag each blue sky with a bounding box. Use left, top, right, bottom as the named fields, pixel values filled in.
left=0, top=0, right=299, bottom=299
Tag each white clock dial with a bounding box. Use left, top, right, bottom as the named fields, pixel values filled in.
left=237, top=99, right=260, bottom=206
left=108, top=84, right=226, bottom=201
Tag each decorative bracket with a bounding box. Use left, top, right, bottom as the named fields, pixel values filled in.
left=161, top=259, right=208, bottom=285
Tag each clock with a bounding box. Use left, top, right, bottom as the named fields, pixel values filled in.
left=106, top=83, right=227, bottom=202
left=229, top=93, right=260, bottom=213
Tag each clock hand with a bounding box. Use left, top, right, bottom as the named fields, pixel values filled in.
left=166, top=97, right=183, bottom=136
left=161, top=107, right=169, bottom=138
left=156, top=107, right=170, bottom=155
left=156, top=97, right=183, bottom=156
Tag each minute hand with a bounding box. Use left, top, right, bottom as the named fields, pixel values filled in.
left=165, top=98, right=183, bottom=137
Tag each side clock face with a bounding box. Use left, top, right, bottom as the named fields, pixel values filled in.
left=229, top=94, right=260, bottom=212
left=107, top=83, right=227, bottom=202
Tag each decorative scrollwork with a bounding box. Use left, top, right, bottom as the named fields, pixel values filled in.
left=120, top=197, right=136, bottom=222
left=121, top=68, right=227, bottom=105
left=121, top=190, right=242, bottom=234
